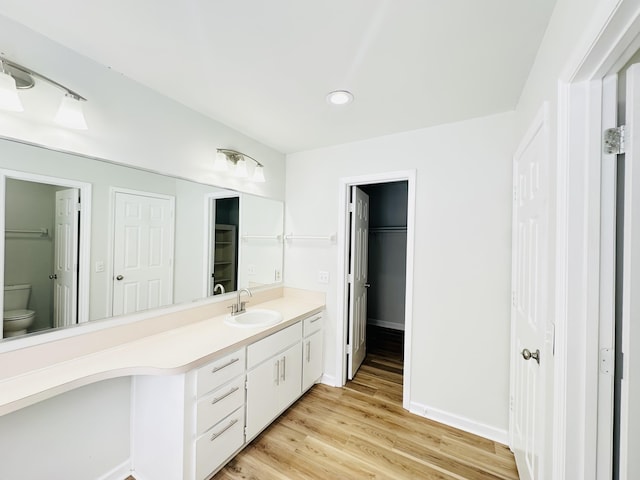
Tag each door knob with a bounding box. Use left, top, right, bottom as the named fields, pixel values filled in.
left=364, top=283, right=371, bottom=288
left=48, top=274, right=57, bottom=279
left=521, top=348, right=540, bottom=365
left=116, top=275, right=124, bottom=281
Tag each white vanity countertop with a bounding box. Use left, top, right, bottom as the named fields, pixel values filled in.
left=0, top=288, right=324, bottom=416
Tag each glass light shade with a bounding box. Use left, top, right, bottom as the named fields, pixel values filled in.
left=234, top=158, right=249, bottom=178
left=213, top=151, right=229, bottom=171
left=0, top=72, right=23, bottom=112
left=251, top=165, right=266, bottom=182
left=54, top=94, right=88, bottom=130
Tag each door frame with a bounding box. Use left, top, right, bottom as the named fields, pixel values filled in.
left=0, top=169, right=91, bottom=327
left=202, top=191, right=241, bottom=298
left=554, top=1, right=640, bottom=478
left=108, top=187, right=175, bottom=318
left=336, top=169, right=416, bottom=410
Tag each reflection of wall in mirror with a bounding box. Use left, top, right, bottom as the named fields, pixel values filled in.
left=239, top=195, right=284, bottom=287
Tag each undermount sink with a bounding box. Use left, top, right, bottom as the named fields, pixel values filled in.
left=224, top=308, right=283, bottom=328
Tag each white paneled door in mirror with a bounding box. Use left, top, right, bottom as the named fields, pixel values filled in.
left=112, top=190, right=175, bottom=316
left=510, top=104, right=549, bottom=480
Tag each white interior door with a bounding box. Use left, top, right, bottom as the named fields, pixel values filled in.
left=510, top=108, right=549, bottom=480
left=619, top=62, right=640, bottom=480
left=112, top=191, right=174, bottom=316
left=53, top=188, right=79, bottom=328
left=347, top=186, right=369, bottom=380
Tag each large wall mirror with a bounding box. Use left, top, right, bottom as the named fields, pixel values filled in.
left=0, top=138, right=284, bottom=341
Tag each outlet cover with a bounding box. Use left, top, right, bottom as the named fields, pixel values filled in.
left=318, top=271, right=329, bottom=284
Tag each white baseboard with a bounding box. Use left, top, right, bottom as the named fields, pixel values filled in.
left=320, top=373, right=338, bottom=387
left=95, top=460, right=131, bottom=480
left=409, top=401, right=509, bottom=445
left=367, top=318, right=405, bottom=331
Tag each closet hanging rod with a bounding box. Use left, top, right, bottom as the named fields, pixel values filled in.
left=241, top=234, right=283, bottom=241
left=5, top=228, right=49, bottom=237
left=284, top=233, right=336, bottom=242
left=370, top=226, right=407, bottom=232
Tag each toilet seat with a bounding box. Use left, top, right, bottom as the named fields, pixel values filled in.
left=4, top=309, right=35, bottom=321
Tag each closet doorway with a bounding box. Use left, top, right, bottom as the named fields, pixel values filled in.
left=337, top=170, right=416, bottom=409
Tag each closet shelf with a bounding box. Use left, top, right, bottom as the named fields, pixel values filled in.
left=369, top=226, right=407, bottom=233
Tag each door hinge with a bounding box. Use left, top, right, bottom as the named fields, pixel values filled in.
left=600, top=348, right=614, bottom=376
left=346, top=344, right=352, bottom=355
left=512, top=186, right=518, bottom=204
left=604, top=125, right=625, bottom=154
left=75, top=202, right=82, bottom=211
left=348, top=202, right=355, bottom=212
left=348, top=273, right=354, bottom=284
left=511, top=291, right=516, bottom=307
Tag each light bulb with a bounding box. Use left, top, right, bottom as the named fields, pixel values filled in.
left=54, top=94, right=88, bottom=130
left=213, top=151, right=229, bottom=171
left=234, top=158, right=248, bottom=178
left=252, top=165, right=266, bottom=182
left=0, top=71, right=23, bottom=112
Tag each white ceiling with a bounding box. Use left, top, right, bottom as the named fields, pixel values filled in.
left=0, top=0, right=556, bottom=154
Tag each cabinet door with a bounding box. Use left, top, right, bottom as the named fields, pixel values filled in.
left=246, top=358, right=280, bottom=440
left=276, top=343, right=303, bottom=412
left=303, top=330, right=323, bottom=391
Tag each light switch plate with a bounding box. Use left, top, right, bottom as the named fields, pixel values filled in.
left=318, top=271, right=329, bottom=284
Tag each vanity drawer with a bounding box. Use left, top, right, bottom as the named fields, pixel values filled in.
left=196, top=348, right=246, bottom=397
left=196, top=376, right=245, bottom=435
left=303, top=313, right=323, bottom=337
left=196, top=407, right=245, bottom=480
left=247, top=322, right=302, bottom=369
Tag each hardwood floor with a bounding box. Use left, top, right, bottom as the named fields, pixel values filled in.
left=214, top=326, right=519, bottom=480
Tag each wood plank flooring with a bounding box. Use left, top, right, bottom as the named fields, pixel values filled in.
left=213, top=326, right=520, bottom=480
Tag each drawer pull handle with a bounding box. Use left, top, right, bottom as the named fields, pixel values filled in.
left=281, top=355, right=286, bottom=381
left=310, top=317, right=321, bottom=323
left=211, top=386, right=240, bottom=405
left=306, top=340, right=311, bottom=362
left=210, top=418, right=238, bottom=441
left=211, top=357, right=240, bottom=373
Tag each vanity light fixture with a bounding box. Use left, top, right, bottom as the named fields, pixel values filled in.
left=0, top=56, right=88, bottom=130
left=326, top=90, right=354, bottom=106
left=216, top=148, right=266, bottom=182
left=0, top=60, right=23, bottom=112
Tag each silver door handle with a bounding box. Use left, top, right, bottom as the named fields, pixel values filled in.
left=48, top=274, right=57, bottom=279
left=521, top=348, right=540, bottom=364
left=364, top=283, right=371, bottom=288
left=116, top=275, right=124, bottom=281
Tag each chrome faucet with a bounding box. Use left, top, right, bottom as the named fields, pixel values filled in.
left=230, top=288, right=252, bottom=315
left=213, top=283, right=225, bottom=295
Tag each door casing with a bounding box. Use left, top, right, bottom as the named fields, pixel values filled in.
left=336, top=169, right=416, bottom=410
left=0, top=169, right=91, bottom=328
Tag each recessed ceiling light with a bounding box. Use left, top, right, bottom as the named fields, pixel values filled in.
left=327, top=90, right=354, bottom=105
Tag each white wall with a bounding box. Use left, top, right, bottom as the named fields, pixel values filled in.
left=285, top=112, right=515, bottom=436
left=0, top=377, right=131, bottom=480
left=0, top=14, right=286, bottom=201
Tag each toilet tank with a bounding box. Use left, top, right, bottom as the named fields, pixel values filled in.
left=4, top=284, right=31, bottom=311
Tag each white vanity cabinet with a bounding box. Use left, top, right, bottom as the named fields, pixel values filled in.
left=245, top=322, right=302, bottom=440
left=302, top=313, right=323, bottom=391
left=131, top=310, right=324, bottom=479
left=131, top=347, right=246, bottom=480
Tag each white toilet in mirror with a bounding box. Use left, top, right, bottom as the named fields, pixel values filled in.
left=3, top=284, right=36, bottom=337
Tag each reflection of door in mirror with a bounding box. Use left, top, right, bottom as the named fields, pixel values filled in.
left=3, top=177, right=84, bottom=337
left=208, top=195, right=239, bottom=296
left=111, top=190, right=175, bottom=316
